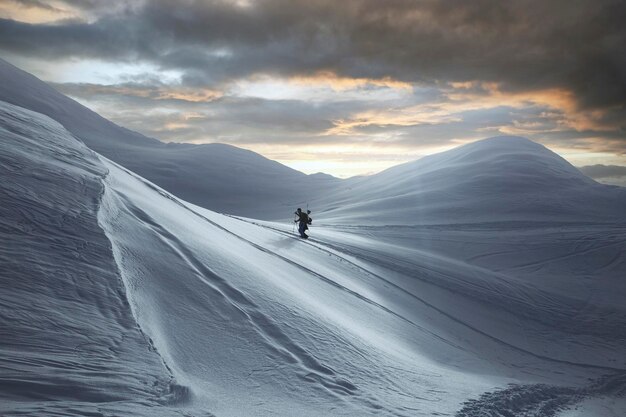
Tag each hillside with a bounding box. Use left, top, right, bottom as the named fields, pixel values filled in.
left=0, top=58, right=339, bottom=219
left=314, top=136, right=626, bottom=225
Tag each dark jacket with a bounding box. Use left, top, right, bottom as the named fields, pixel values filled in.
left=296, top=211, right=309, bottom=225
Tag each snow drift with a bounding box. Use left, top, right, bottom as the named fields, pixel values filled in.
left=0, top=101, right=184, bottom=416
left=2, top=97, right=626, bottom=416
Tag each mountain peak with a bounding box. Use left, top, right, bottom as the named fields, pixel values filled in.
left=308, top=172, right=339, bottom=181
left=475, top=135, right=536, bottom=144
left=375, top=135, right=577, bottom=182
left=448, top=135, right=550, bottom=155
left=458, top=135, right=547, bottom=153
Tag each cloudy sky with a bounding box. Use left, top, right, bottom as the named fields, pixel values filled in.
left=1, top=0, right=625, bottom=178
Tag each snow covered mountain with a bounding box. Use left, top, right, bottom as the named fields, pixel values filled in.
left=2, top=95, right=626, bottom=416
left=314, top=136, right=626, bottom=225
left=0, top=58, right=339, bottom=219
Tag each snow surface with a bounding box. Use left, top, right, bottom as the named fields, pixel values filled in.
left=2, top=97, right=626, bottom=416
left=0, top=102, right=184, bottom=416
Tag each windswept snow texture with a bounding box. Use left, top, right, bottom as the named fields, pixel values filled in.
left=2, top=94, right=626, bottom=416
left=0, top=102, right=186, bottom=416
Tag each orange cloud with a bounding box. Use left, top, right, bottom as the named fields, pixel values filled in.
left=153, top=112, right=207, bottom=133
left=288, top=71, right=412, bottom=91
left=327, top=80, right=617, bottom=138
left=446, top=81, right=615, bottom=132
left=326, top=110, right=462, bottom=136
left=72, top=84, right=223, bottom=103
left=154, top=89, right=223, bottom=102
left=0, top=0, right=83, bottom=24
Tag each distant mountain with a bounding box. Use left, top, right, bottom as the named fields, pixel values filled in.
left=308, top=172, right=339, bottom=180
left=0, top=58, right=339, bottom=219
left=2, top=58, right=624, bottom=225
left=315, top=136, right=626, bottom=225
left=578, top=164, right=626, bottom=187
left=579, top=164, right=626, bottom=179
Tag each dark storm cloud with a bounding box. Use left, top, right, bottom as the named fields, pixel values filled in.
left=1, top=0, right=625, bottom=116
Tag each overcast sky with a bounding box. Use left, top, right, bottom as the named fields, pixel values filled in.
left=1, top=0, right=625, bottom=177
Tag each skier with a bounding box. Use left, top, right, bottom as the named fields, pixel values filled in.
left=294, top=208, right=312, bottom=239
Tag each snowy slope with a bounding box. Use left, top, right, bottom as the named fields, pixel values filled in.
left=3, top=98, right=625, bottom=416
left=0, top=58, right=339, bottom=219
left=98, top=152, right=626, bottom=416
left=0, top=101, right=185, bottom=416
left=314, top=136, right=626, bottom=225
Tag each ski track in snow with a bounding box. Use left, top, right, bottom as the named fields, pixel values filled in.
left=121, top=199, right=362, bottom=399
left=240, top=219, right=626, bottom=369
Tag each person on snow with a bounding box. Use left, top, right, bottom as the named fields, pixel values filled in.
left=294, top=208, right=312, bottom=239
